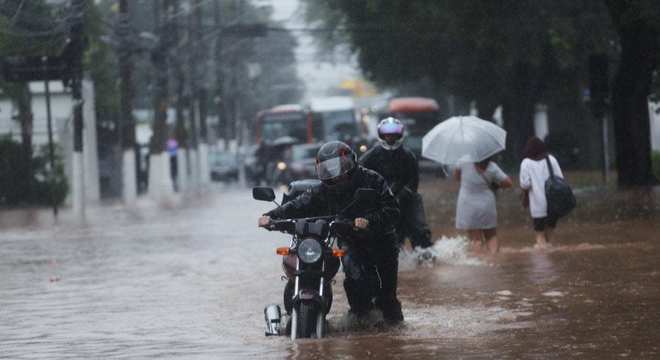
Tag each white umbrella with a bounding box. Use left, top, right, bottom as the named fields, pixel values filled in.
left=422, top=115, right=506, bottom=164
left=272, top=136, right=299, bottom=146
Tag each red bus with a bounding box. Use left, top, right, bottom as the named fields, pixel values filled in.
left=255, top=98, right=361, bottom=145
left=385, top=97, right=440, bottom=155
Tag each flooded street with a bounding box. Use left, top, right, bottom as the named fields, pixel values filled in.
left=2, top=181, right=659, bottom=359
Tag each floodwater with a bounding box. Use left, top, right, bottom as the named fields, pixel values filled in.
left=1, top=179, right=659, bottom=359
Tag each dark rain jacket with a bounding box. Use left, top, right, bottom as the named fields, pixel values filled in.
left=265, top=166, right=400, bottom=253
left=359, top=144, right=419, bottom=197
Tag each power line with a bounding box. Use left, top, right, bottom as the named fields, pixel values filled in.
left=8, top=0, right=26, bottom=26
left=0, top=0, right=87, bottom=38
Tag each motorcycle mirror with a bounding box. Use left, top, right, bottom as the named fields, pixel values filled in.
left=253, top=187, right=276, bottom=202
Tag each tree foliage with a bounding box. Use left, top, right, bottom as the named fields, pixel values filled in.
left=305, top=0, right=613, bottom=165
left=0, top=136, right=68, bottom=206
left=0, top=0, right=69, bottom=56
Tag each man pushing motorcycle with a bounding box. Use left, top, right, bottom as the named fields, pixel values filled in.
left=258, top=141, right=404, bottom=324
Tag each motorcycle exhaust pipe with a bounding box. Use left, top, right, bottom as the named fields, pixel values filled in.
left=264, top=304, right=282, bottom=336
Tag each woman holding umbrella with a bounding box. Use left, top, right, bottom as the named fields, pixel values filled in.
left=453, top=158, right=512, bottom=254
left=421, top=116, right=512, bottom=254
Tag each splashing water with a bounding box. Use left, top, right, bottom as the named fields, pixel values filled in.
left=399, top=236, right=484, bottom=271
left=402, top=304, right=534, bottom=338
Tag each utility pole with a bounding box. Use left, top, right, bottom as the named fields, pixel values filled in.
left=70, top=0, right=86, bottom=219
left=194, top=0, right=210, bottom=183
left=186, top=1, right=200, bottom=187
left=173, top=0, right=189, bottom=191
left=148, top=0, right=175, bottom=199
left=230, top=0, right=243, bottom=150
left=118, top=0, right=137, bottom=203
left=213, top=0, right=226, bottom=150
left=42, top=57, right=57, bottom=217
left=589, top=54, right=610, bottom=185
left=151, top=0, right=169, bottom=155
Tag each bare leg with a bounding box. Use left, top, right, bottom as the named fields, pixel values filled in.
left=467, top=230, right=483, bottom=254
left=534, top=231, right=548, bottom=249
left=544, top=227, right=555, bottom=244
left=483, top=228, right=499, bottom=254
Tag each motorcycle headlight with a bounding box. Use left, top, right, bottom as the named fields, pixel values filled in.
left=297, top=238, right=323, bottom=264
left=277, top=161, right=287, bottom=171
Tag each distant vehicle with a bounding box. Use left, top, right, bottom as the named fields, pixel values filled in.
left=308, top=96, right=370, bottom=154
left=256, top=104, right=310, bottom=145
left=241, top=144, right=263, bottom=186
left=256, top=99, right=369, bottom=154
left=307, top=97, right=359, bottom=142
left=383, top=97, right=447, bottom=176
left=209, top=151, right=239, bottom=182
left=287, top=143, right=322, bottom=180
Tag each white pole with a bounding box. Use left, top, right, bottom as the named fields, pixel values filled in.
left=190, top=148, right=200, bottom=187
left=122, top=149, right=137, bottom=203
left=82, top=80, right=100, bottom=203
left=199, top=143, right=210, bottom=184
left=72, top=151, right=85, bottom=218
left=177, top=149, right=188, bottom=191
left=147, top=152, right=174, bottom=202
left=602, top=115, right=610, bottom=184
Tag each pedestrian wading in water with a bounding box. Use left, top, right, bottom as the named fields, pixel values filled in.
left=519, top=136, right=566, bottom=249
left=454, top=157, right=513, bottom=254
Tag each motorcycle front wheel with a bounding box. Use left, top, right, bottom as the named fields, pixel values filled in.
left=315, top=311, right=326, bottom=338
left=292, top=300, right=318, bottom=339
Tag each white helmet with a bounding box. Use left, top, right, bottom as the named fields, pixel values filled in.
left=377, top=117, right=405, bottom=150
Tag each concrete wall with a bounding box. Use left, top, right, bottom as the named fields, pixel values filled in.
left=0, top=81, right=72, bottom=146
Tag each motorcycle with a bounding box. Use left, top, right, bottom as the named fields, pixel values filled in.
left=253, top=180, right=379, bottom=340
left=265, top=160, right=293, bottom=187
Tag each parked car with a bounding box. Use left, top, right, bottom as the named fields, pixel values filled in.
left=209, top=151, right=239, bottom=182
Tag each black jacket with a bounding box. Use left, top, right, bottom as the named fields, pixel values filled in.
left=265, top=166, right=399, bottom=247
left=359, top=144, right=419, bottom=195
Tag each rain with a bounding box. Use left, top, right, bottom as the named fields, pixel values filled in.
left=1, top=0, right=660, bottom=359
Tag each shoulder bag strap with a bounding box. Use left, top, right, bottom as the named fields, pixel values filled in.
left=545, top=156, right=554, bottom=178
left=476, top=163, right=496, bottom=192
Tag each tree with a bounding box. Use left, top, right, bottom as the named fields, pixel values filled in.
left=302, top=0, right=614, bottom=166
left=0, top=0, right=69, bottom=202
left=0, top=82, right=33, bottom=201
left=215, top=1, right=302, bottom=145
left=606, top=0, right=660, bottom=186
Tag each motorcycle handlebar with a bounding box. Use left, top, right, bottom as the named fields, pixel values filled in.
left=263, top=216, right=365, bottom=235
left=264, top=219, right=295, bottom=233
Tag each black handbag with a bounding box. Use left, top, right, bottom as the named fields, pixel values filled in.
left=544, top=156, right=576, bottom=217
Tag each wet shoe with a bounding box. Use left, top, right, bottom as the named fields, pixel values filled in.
left=383, top=310, right=404, bottom=326
left=416, top=248, right=437, bottom=264
left=379, top=300, right=404, bottom=326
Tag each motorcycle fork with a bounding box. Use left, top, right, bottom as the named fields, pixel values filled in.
left=293, top=257, right=300, bottom=299
left=319, top=259, right=325, bottom=299
left=292, top=259, right=325, bottom=309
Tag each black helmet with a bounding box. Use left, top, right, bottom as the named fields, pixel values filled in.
left=316, top=141, right=357, bottom=186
